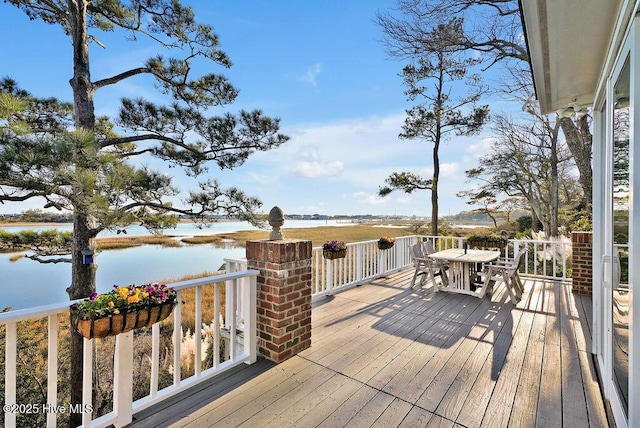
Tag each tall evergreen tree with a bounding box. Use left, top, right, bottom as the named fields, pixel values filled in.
left=377, top=0, right=592, bottom=212
left=1, top=2, right=288, bottom=423
left=378, top=19, right=488, bottom=235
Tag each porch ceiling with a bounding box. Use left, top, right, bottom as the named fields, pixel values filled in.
left=520, top=0, right=624, bottom=114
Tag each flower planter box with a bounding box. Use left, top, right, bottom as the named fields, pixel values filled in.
left=71, top=283, right=178, bottom=339
left=75, top=302, right=175, bottom=339
left=467, top=239, right=507, bottom=249
left=466, top=235, right=508, bottom=250
left=323, top=249, right=347, bottom=260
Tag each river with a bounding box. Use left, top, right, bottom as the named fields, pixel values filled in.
left=0, top=219, right=348, bottom=311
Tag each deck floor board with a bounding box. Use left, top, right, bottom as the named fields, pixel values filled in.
left=127, top=270, right=609, bottom=428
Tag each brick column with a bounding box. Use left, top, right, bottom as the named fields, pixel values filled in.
left=246, top=239, right=312, bottom=363
left=572, top=232, right=593, bottom=295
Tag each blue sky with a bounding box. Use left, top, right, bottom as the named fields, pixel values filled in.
left=0, top=1, right=510, bottom=218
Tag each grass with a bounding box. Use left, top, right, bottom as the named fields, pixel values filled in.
left=99, top=222, right=497, bottom=250
left=97, top=235, right=181, bottom=250
left=201, top=224, right=428, bottom=248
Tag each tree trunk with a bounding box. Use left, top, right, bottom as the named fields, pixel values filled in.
left=69, top=0, right=95, bottom=131
left=431, top=60, right=445, bottom=237
left=531, top=210, right=540, bottom=233
left=67, top=214, right=98, bottom=300
left=549, top=122, right=560, bottom=237
left=487, top=210, right=498, bottom=228
left=431, top=178, right=439, bottom=236
left=67, top=2, right=96, bottom=425
left=67, top=213, right=98, bottom=427
left=431, top=130, right=441, bottom=236
left=559, top=116, right=592, bottom=209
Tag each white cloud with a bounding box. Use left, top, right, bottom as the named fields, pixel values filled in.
left=440, top=163, right=459, bottom=178
left=299, top=63, right=322, bottom=87
left=412, top=165, right=459, bottom=179
left=296, top=147, right=321, bottom=161
left=303, top=202, right=328, bottom=214
left=464, top=136, right=496, bottom=159
left=237, top=112, right=482, bottom=215
left=292, top=160, right=344, bottom=178
left=352, top=192, right=388, bottom=205
left=246, top=171, right=278, bottom=187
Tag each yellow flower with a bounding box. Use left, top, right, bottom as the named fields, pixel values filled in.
left=117, top=287, right=129, bottom=300
left=141, top=290, right=149, bottom=299
left=108, top=301, right=114, bottom=308
left=127, top=295, right=139, bottom=304
left=114, top=309, right=120, bottom=315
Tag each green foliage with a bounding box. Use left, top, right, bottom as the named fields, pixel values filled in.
left=1, top=209, right=73, bottom=223
left=1, top=1, right=289, bottom=280
left=436, top=219, right=456, bottom=236
left=0, top=228, right=72, bottom=253
left=397, top=20, right=489, bottom=144
left=404, top=222, right=430, bottom=235
left=378, top=18, right=488, bottom=236
left=516, top=215, right=543, bottom=233
left=379, top=172, right=432, bottom=196
left=0, top=6, right=290, bottom=414
left=561, top=204, right=593, bottom=232
left=466, top=234, right=508, bottom=245
left=446, top=210, right=497, bottom=224
left=1, top=0, right=289, bottom=215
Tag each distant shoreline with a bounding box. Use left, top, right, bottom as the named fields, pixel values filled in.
left=0, top=218, right=239, bottom=227
left=0, top=222, right=72, bottom=227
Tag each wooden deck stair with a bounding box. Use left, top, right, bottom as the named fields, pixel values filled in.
left=127, top=269, right=608, bottom=427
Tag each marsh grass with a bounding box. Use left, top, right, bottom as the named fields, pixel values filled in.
left=152, top=271, right=227, bottom=335
left=181, top=235, right=225, bottom=244
left=9, top=253, right=24, bottom=262
left=97, top=235, right=181, bottom=250
left=208, top=224, right=420, bottom=248
left=79, top=222, right=483, bottom=251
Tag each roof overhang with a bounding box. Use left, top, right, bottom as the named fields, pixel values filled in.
left=520, top=0, right=624, bottom=114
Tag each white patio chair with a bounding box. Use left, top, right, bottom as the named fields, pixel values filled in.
left=422, top=240, right=450, bottom=276
left=477, top=247, right=527, bottom=304
left=410, top=242, right=448, bottom=289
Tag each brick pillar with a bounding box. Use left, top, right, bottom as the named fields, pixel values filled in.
left=246, top=239, right=312, bottom=363
left=572, top=232, right=593, bottom=295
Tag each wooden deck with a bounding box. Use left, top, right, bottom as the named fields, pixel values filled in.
left=128, top=269, right=608, bottom=428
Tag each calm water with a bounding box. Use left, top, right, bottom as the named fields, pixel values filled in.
left=1, top=220, right=346, bottom=311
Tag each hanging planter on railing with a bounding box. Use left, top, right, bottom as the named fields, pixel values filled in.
left=466, top=235, right=508, bottom=250
left=323, top=249, right=347, bottom=260
left=71, top=283, right=178, bottom=339
left=378, top=237, right=395, bottom=250
left=322, top=240, right=347, bottom=260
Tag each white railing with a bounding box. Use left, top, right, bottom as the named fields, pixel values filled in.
left=419, top=236, right=572, bottom=282
left=505, top=238, right=572, bottom=282
left=311, top=235, right=573, bottom=299
left=1, top=269, right=258, bottom=428
left=311, top=235, right=421, bottom=297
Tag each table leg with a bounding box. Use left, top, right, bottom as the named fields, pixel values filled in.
left=439, top=261, right=484, bottom=297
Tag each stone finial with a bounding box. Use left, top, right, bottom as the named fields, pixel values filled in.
left=268, top=206, right=285, bottom=240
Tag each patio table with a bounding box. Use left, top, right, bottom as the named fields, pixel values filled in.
left=428, top=248, right=500, bottom=298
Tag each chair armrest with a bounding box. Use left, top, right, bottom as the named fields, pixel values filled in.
left=486, top=259, right=515, bottom=268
